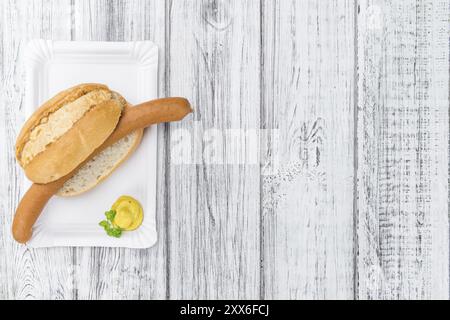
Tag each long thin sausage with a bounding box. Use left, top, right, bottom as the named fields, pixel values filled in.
left=12, top=97, right=192, bottom=243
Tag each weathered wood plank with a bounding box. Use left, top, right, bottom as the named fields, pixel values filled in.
left=0, top=0, right=75, bottom=300
left=356, top=0, right=449, bottom=299
left=167, top=0, right=261, bottom=299
left=261, top=0, right=356, bottom=299
left=0, top=0, right=4, bottom=80
left=0, top=0, right=9, bottom=299
left=1, top=0, right=448, bottom=301
left=72, top=0, right=167, bottom=299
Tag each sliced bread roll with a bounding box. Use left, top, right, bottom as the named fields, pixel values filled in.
left=57, top=128, right=143, bottom=196
left=16, top=84, right=123, bottom=184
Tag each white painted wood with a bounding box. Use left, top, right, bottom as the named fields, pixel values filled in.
left=261, top=0, right=356, bottom=299
left=1, top=0, right=449, bottom=300
left=167, top=0, right=261, bottom=299
left=0, top=0, right=168, bottom=300
left=0, top=0, right=75, bottom=300
left=356, top=0, right=449, bottom=299
left=72, top=0, right=167, bottom=299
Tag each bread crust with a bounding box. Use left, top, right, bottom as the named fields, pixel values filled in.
left=56, top=95, right=144, bottom=197
left=12, top=97, right=192, bottom=243
left=23, top=99, right=122, bottom=184
left=16, top=83, right=109, bottom=165
left=56, top=128, right=144, bottom=196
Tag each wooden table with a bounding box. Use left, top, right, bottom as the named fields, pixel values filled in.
left=0, top=0, right=448, bottom=300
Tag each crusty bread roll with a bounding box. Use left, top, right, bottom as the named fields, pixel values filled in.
left=13, top=97, right=193, bottom=243
left=57, top=129, right=143, bottom=196
left=15, top=84, right=126, bottom=184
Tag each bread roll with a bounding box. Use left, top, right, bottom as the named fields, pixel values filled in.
left=15, top=84, right=124, bottom=184
left=13, top=97, right=193, bottom=243
left=57, top=129, right=143, bottom=196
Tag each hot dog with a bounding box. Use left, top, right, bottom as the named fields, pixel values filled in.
left=12, top=97, right=192, bottom=243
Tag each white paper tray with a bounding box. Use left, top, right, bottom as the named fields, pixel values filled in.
left=22, top=40, right=159, bottom=248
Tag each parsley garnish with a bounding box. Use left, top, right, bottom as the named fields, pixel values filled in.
left=99, top=210, right=122, bottom=238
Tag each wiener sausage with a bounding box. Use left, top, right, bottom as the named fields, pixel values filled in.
left=12, top=97, right=192, bottom=243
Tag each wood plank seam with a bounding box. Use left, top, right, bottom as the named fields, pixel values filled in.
left=353, top=0, right=360, bottom=301
left=164, top=0, right=172, bottom=300
left=259, top=0, right=265, bottom=301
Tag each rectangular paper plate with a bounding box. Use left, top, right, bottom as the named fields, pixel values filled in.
left=22, top=40, right=159, bottom=248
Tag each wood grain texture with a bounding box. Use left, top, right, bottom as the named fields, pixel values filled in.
left=261, top=0, right=356, bottom=299
left=1, top=0, right=449, bottom=300
left=0, top=0, right=168, bottom=300
left=72, top=0, right=167, bottom=299
left=167, top=0, right=261, bottom=299
left=1, top=0, right=75, bottom=300
left=356, top=0, right=449, bottom=299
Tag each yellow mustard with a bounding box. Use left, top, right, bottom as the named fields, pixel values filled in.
left=111, top=195, right=143, bottom=231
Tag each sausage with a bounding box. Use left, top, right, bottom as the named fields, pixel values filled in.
left=12, top=97, right=192, bottom=243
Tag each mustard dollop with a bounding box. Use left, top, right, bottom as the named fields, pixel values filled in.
left=111, top=195, right=143, bottom=231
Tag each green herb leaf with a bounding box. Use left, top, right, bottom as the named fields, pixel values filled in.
left=105, top=210, right=116, bottom=222
left=99, top=220, right=109, bottom=228
left=99, top=211, right=122, bottom=238
left=107, top=228, right=122, bottom=238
